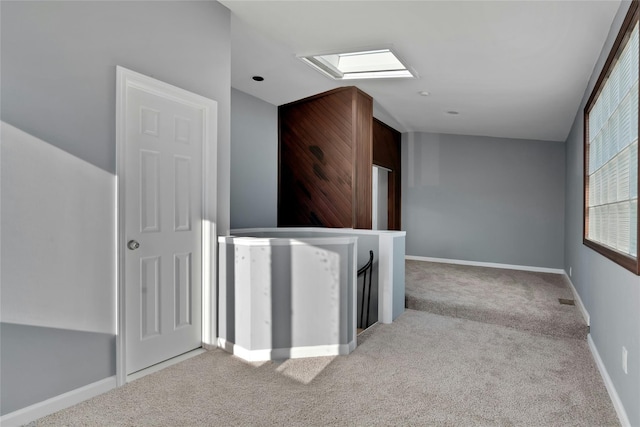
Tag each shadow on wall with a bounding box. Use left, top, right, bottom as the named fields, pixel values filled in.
left=0, top=123, right=117, bottom=416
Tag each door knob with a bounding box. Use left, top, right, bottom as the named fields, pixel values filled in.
left=127, top=240, right=140, bottom=250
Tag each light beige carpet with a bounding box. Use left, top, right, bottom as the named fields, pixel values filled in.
left=406, top=260, right=589, bottom=339
left=32, top=261, right=616, bottom=426
left=34, top=309, right=617, bottom=426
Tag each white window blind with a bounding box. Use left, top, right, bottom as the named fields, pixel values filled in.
left=587, top=21, right=639, bottom=257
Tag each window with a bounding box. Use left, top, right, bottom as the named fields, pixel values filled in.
left=584, top=1, right=640, bottom=274
left=299, top=48, right=415, bottom=80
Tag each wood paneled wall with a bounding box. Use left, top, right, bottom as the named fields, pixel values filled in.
left=278, top=87, right=373, bottom=228
left=372, top=118, right=402, bottom=230
left=353, top=90, right=373, bottom=229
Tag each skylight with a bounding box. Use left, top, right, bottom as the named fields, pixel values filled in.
left=300, top=49, right=415, bottom=80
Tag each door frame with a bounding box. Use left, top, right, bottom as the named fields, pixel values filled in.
left=115, top=66, right=217, bottom=386
left=372, top=164, right=392, bottom=230
left=372, top=118, right=401, bottom=230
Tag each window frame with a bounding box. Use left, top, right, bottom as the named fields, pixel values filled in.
left=584, top=0, right=640, bottom=275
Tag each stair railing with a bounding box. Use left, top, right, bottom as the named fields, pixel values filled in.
left=358, top=250, right=374, bottom=329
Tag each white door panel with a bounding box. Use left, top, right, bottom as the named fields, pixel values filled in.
left=122, top=77, right=207, bottom=374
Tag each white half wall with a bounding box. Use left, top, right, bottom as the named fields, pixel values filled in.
left=218, top=236, right=357, bottom=361
left=230, top=227, right=406, bottom=324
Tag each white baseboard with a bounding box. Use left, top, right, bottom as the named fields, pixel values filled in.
left=588, top=335, right=631, bottom=427
left=405, top=255, right=565, bottom=275
left=0, top=376, right=116, bottom=427
left=563, top=273, right=590, bottom=326
left=217, top=338, right=356, bottom=362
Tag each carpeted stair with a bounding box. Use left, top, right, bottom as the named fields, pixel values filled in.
left=405, top=260, right=590, bottom=339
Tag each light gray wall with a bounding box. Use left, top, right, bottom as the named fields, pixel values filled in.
left=1, top=122, right=117, bottom=418
left=0, top=0, right=230, bottom=415
left=1, top=123, right=115, bottom=334
left=0, top=0, right=231, bottom=233
left=1, top=324, right=115, bottom=415
left=373, top=100, right=405, bottom=133
left=1, top=0, right=230, bottom=184
left=402, top=132, right=565, bottom=269
left=564, top=1, right=640, bottom=425
left=230, top=88, right=278, bottom=228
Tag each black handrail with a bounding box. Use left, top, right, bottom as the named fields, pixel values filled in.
left=358, top=250, right=374, bottom=329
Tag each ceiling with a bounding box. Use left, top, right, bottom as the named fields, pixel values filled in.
left=221, top=0, right=621, bottom=142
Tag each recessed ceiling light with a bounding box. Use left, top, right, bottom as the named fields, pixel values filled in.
left=419, top=91, right=430, bottom=97
left=299, top=48, right=415, bottom=80
left=252, top=76, right=264, bottom=82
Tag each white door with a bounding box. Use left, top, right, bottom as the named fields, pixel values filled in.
left=119, top=68, right=214, bottom=375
